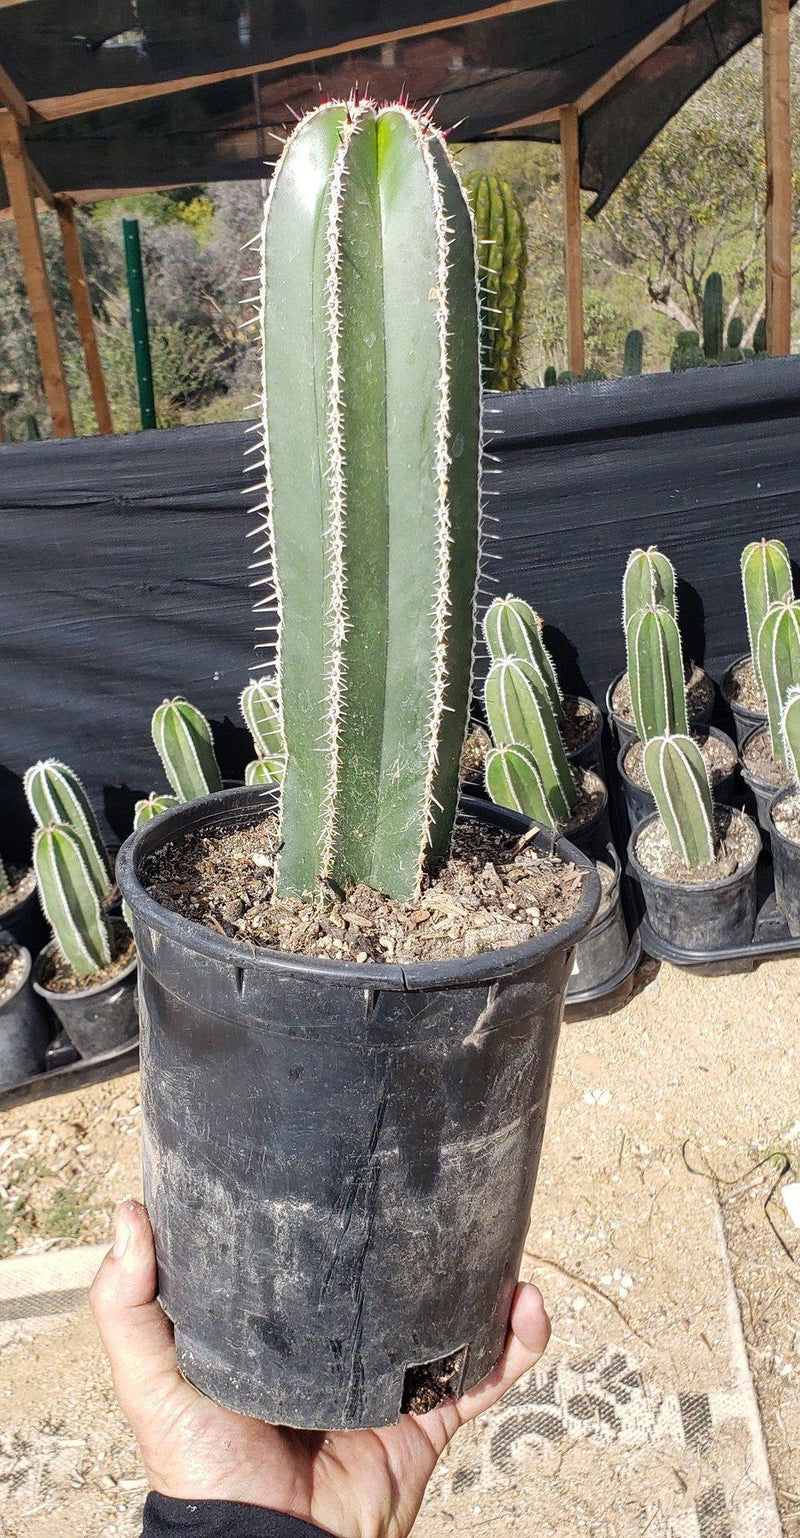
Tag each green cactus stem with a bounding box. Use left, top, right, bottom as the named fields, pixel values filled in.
left=670, top=330, right=704, bottom=372
left=557, top=370, right=582, bottom=385
left=240, top=677, right=286, bottom=779
left=484, top=742, right=557, bottom=829
left=465, top=171, right=527, bottom=391
left=727, top=316, right=744, bottom=349
left=626, top=605, right=689, bottom=742
left=622, top=547, right=677, bottom=629
left=754, top=315, right=768, bottom=354
left=33, top=823, right=114, bottom=978
left=258, top=100, right=480, bottom=901
left=741, top=539, right=793, bottom=691
left=781, top=685, right=800, bottom=783
left=134, top=793, right=180, bottom=829
left=24, top=759, right=111, bottom=900
left=622, top=330, right=643, bottom=377
left=483, top=594, right=563, bottom=720
left=702, top=272, right=724, bottom=361
left=757, top=598, right=800, bottom=761
left=642, top=733, right=716, bottom=868
left=152, top=697, right=223, bottom=802
left=0, top=856, right=8, bottom=895
left=245, top=759, right=279, bottom=787
left=483, top=656, right=577, bottom=822
left=543, top=365, right=557, bottom=388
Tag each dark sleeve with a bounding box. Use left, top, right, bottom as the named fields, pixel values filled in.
left=142, top=1492, right=336, bottom=1537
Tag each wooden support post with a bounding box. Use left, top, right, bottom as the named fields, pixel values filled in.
left=559, top=106, right=585, bottom=375
left=0, top=112, right=74, bottom=436
left=762, top=0, right=792, bottom=354
left=56, top=198, right=113, bottom=434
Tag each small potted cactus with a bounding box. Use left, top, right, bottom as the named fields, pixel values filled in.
left=117, top=98, right=599, bottom=1432
left=0, top=937, right=50, bottom=1090
left=240, top=677, right=285, bottom=785
left=24, top=759, right=119, bottom=913
left=720, top=540, right=792, bottom=747
left=151, top=696, right=224, bottom=799
left=484, top=594, right=604, bottom=773
left=0, top=844, right=45, bottom=957
left=615, top=604, right=737, bottom=830
left=606, top=548, right=714, bottom=749
left=629, top=733, right=760, bottom=951
left=31, top=824, right=137, bottom=1058
left=770, top=687, right=800, bottom=934
left=740, top=595, right=800, bottom=836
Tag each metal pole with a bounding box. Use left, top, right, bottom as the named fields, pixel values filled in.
left=122, top=217, right=157, bottom=430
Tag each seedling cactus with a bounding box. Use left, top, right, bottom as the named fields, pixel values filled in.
left=642, top=734, right=715, bottom=868
left=465, top=171, right=527, bottom=391
left=741, top=539, right=793, bottom=690
left=257, top=99, right=480, bottom=901
left=625, top=605, right=689, bottom=742
left=134, top=793, right=180, bottom=829
left=623, top=547, right=677, bottom=629
left=757, top=598, right=800, bottom=760
left=483, top=656, right=577, bottom=823
left=781, top=686, right=800, bottom=783
left=152, top=698, right=223, bottom=802
left=240, top=678, right=285, bottom=781
left=484, top=742, right=557, bottom=828
left=33, top=823, right=113, bottom=978
left=24, top=759, right=111, bottom=900
left=483, top=594, right=563, bottom=720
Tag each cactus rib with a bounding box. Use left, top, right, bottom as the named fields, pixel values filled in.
left=484, top=743, right=557, bottom=828
left=741, top=539, right=793, bottom=690
left=757, top=598, right=800, bottom=760
left=24, top=759, right=111, bottom=899
left=483, top=656, right=577, bottom=822
left=642, top=734, right=715, bottom=868
left=33, top=823, right=113, bottom=977
left=151, top=697, right=223, bottom=802
left=626, top=605, right=688, bottom=742
left=781, top=685, right=800, bottom=784
left=483, top=594, right=563, bottom=719
left=623, top=547, right=677, bottom=629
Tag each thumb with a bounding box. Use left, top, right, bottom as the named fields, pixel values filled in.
left=90, top=1199, right=183, bottom=1423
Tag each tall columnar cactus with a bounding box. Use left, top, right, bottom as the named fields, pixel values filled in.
left=754, top=315, right=768, bottom=355
left=622, top=547, right=677, bottom=629
left=152, top=698, right=223, bottom=802
left=483, top=594, right=563, bottom=719
left=33, top=823, right=113, bottom=977
left=0, top=855, right=7, bottom=894
left=483, top=657, right=577, bottom=822
left=484, top=742, right=557, bottom=829
left=24, top=759, right=111, bottom=899
left=240, top=677, right=286, bottom=780
left=626, top=605, right=689, bottom=742
left=465, top=171, right=527, bottom=391
left=134, top=793, right=180, bottom=829
left=781, top=685, right=800, bottom=783
left=622, top=330, right=643, bottom=377
left=702, top=272, right=724, bottom=362
left=741, top=539, right=793, bottom=690
left=642, top=734, right=715, bottom=868
left=258, top=100, right=480, bottom=901
left=543, top=365, right=557, bottom=388
left=757, top=598, right=800, bottom=760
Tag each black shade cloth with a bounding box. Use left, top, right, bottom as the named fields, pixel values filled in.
left=142, top=1493, right=333, bottom=1537
left=0, top=0, right=792, bottom=215
left=3, top=359, right=800, bottom=852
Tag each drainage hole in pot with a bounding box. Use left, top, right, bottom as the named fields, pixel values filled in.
left=401, top=1346, right=468, bottom=1415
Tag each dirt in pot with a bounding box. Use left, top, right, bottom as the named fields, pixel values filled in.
left=611, top=663, right=713, bottom=727
left=623, top=730, right=736, bottom=791
left=39, top=931, right=135, bottom=995
left=0, top=867, right=35, bottom=919
left=560, top=769, right=606, bottom=836
left=773, top=792, right=800, bottom=845
left=561, top=696, right=599, bottom=754
left=459, top=725, right=491, bottom=783
left=742, top=727, right=793, bottom=789
left=723, top=655, right=766, bottom=714
left=0, top=945, right=26, bottom=1006
left=142, top=813, right=586, bottom=964
left=634, top=808, right=758, bottom=886
left=401, top=1349, right=466, bottom=1415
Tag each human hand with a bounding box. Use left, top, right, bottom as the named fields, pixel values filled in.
left=91, top=1199, right=549, bottom=1538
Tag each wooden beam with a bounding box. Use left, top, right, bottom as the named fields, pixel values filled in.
left=487, top=103, right=565, bottom=135
left=56, top=197, right=112, bottom=435
left=0, top=60, right=34, bottom=125
left=762, top=0, right=792, bottom=354
left=0, top=112, right=74, bottom=436
left=559, top=106, right=585, bottom=375
left=28, top=0, right=557, bottom=120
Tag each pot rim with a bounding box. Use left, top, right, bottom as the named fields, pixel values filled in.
left=719, top=653, right=767, bottom=719
left=606, top=662, right=712, bottom=734
left=768, top=784, right=800, bottom=851
left=617, top=724, right=738, bottom=792
left=0, top=870, right=37, bottom=920
left=739, top=723, right=790, bottom=796
left=564, top=693, right=603, bottom=747
left=628, top=808, right=762, bottom=895
left=585, top=844, right=622, bottom=930
left=117, top=787, right=602, bottom=992
left=32, top=919, right=137, bottom=1003
left=0, top=941, right=32, bottom=1011
left=563, top=768, right=608, bottom=839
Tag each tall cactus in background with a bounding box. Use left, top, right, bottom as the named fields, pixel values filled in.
left=152, top=697, right=223, bottom=802
left=483, top=594, right=563, bottom=719
left=623, top=547, right=677, bottom=629
left=702, top=272, right=724, bottom=362
left=757, top=598, right=800, bottom=760
left=781, top=686, right=800, bottom=783
left=754, top=315, right=768, bottom=355
left=0, top=856, right=7, bottom=894
left=626, top=606, right=688, bottom=742
left=622, top=330, right=643, bottom=377
left=741, top=539, right=793, bottom=691
left=670, top=330, right=705, bottom=372
left=642, top=734, right=715, bottom=867
left=465, top=171, right=527, bottom=391
left=240, top=677, right=285, bottom=782
left=258, top=100, right=480, bottom=900
left=134, top=793, right=180, bottom=829
left=24, top=759, right=111, bottom=900
left=484, top=742, right=557, bottom=828
left=484, top=656, right=577, bottom=822
left=33, top=823, right=113, bottom=977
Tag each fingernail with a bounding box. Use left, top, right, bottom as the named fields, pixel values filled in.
left=113, top=1208, right=131, bottom=1259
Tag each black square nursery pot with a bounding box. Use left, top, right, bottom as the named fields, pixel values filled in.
left=117, top=786, right=600, bottom=1431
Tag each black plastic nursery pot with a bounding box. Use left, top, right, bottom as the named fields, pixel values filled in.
left=769, top=787, right=800, bottom=938
left=0, top=875, right=48, bottom=957
left=32, top=920, right=138, bottom=1059
left=564, top=696, right=605, bottom=776
left=719, top=655, right=767, bottom=751
left=740, top=724, right=788, bottom=842
left=117, top=785, right=600, bottom=1432
left=0, top=944, right=51, bottom=1090
left=616, top=727, right=739, bottom=833
left=565, top=775, right=613, bottom=862
left=628, top=811, right=761, bottom=952
left=566, top=847, right=630, bottom=998
left=605, top=666, right=714, bottom=752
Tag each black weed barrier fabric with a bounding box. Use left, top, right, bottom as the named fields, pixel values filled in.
left=3, top=358, right=800, bottom=849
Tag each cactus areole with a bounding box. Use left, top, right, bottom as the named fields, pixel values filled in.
left=257, top=100, right=481, bottom=903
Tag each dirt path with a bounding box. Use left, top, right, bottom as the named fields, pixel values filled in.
left=1, top=955, right=799, bottom=1535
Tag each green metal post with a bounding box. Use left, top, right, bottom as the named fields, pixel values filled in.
left=123, top=218, right=157, bottom=430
